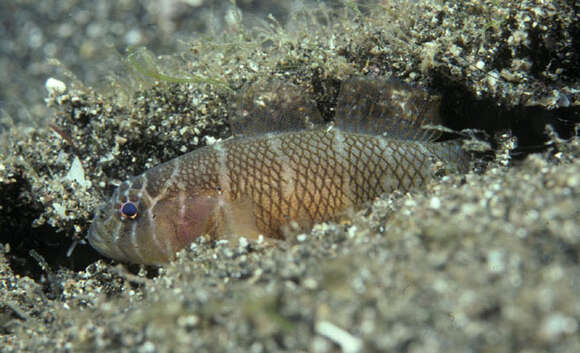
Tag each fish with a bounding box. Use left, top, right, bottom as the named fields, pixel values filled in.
left=88, top=78, right=469, bottom=264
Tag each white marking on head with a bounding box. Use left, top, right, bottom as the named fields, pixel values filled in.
left=128, top=175, right=150, bottom=263
left=148, top=157, right=181, bottom=208
left=166, top=157, right=181, bottom=189
left=151, top=158, right=181, bottom=257
left=178, top=188, right=186, bottom=221
left=128, top=217, right=146, bottom=263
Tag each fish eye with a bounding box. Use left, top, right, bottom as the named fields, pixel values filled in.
left=120, top=201, right=138, bottom=220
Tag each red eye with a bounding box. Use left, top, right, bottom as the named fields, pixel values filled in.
left=120, top=201, right=138, bottom=219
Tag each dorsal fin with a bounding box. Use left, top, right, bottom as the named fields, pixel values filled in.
left=229, top=80, right=324, bottom=137
left=334, top=77, right=442, bottom=141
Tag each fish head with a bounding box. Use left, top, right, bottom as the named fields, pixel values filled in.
left=88, top=176, right=219, bottom=265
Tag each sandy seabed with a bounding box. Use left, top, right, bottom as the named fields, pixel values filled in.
left=1, top=1, right=579, bottom=352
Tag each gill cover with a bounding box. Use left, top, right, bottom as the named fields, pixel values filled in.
left=88, top=183, right=221, bottom=264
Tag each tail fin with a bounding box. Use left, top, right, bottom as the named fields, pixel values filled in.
left=429, top=140, right=472, bottom=174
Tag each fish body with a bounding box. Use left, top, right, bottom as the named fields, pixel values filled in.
left=88, top=78, right=469, bottom=264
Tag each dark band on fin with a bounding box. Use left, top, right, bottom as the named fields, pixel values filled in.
left=335, top=77, right=442, bottom=141
left=229, top=80, right=324, bottom=137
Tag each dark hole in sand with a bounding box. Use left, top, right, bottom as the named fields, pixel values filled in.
left=432, top=72, right=579, bottom=157
left=0, top=176, right=102, bottom=284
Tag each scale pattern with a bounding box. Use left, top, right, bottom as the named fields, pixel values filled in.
left=88, top=126, right=465, bottom=264
left=219, top=129, right=441, bottom=238
left=88, top=78, right=470, bottom=264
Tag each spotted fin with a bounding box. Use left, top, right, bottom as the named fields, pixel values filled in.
left=334, top=77, right=443, bottom=141
left=228, top=80, right=324, bottom=137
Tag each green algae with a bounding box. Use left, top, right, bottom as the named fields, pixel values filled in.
left=126, top=47, right=233, bottom=91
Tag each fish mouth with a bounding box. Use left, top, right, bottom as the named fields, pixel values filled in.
left=87, top=221, right=111, bottom=258
left=87, top=213, right=126, bottom=262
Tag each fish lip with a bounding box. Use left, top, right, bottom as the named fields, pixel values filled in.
left=87, top=211, right=126, bottom=262
left=86, top=219, right=111, bottom=258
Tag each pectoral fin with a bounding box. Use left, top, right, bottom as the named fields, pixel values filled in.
left=152, top=194, right=220, bottom=254
left=214, top=197, right=262, bottom=241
